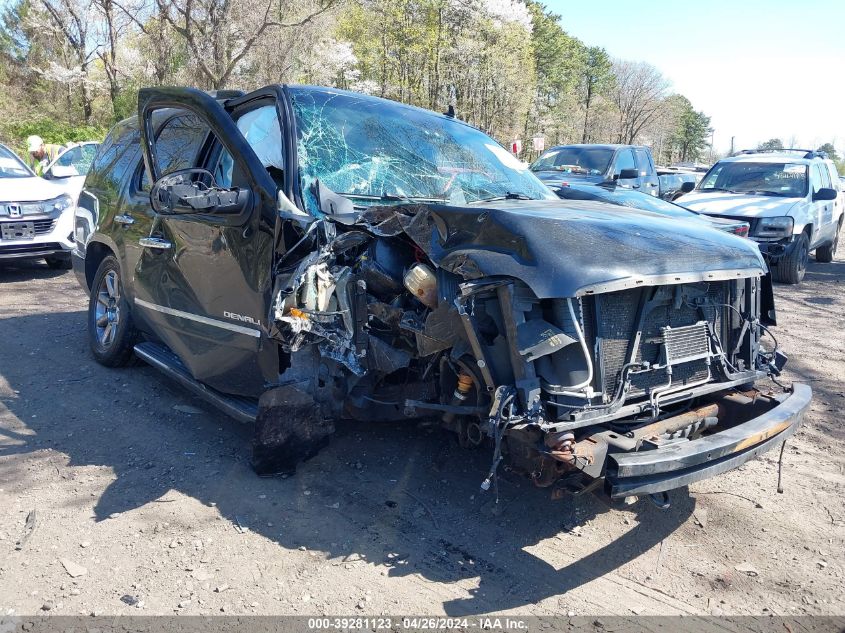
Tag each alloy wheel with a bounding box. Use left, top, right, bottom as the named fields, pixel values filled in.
left=94, top=270, right=120, bottom=347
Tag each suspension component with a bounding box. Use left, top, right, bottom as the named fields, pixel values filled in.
left=442, top=372, right=475, bottom=427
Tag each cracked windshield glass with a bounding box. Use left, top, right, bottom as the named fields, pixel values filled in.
left=289, top=88, right=555, bottom=211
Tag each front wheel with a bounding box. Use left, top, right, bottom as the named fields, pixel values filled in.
left=88, top=254, right=138, bottom=367
left=772, top=232, right=808, bottom=284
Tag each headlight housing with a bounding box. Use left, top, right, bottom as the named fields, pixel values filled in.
left=17, top=194, right=74, bottom=216
left=753, top=216, right=794, bottom=239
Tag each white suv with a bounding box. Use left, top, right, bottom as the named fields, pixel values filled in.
left=678, top=150, right=843, bottom=284
left=0, top=143, right=76, bottom=268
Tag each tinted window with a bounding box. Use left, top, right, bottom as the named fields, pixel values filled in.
left=613, top=150, right=636, bottom=175
left=141, top=112, right=209, bottom=190
left=90, top=120, right=141, bottom=189
left=531, top=147, right=613, bottom=175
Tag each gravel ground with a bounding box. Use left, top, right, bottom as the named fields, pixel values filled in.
left=0, top=254, right=843, bottom=617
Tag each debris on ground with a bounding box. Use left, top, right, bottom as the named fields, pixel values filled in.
left=15, top=509, right=36, bottom=551
left=734, top=562, right=760, bottom=577
left=59, top=558, right=87, bottom=578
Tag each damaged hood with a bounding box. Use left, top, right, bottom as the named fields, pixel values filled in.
left=678, top=191, right=801, bottom=218
left=357, top=199, right=766, bottom=298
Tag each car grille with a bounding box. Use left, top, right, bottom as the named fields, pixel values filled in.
left=33, top=219, right=56, bottom=235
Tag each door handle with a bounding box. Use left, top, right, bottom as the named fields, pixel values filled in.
left=632, top=184, right=640, bottom=189
left=139, top=237, right=172, bottom=250
left=115, top=214, right=135, bottom=226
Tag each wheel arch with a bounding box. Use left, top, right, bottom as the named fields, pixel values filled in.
left=84, top=238, right=118, bottom=291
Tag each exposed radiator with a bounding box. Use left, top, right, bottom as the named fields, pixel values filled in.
left=585, top=282, right=731, bottom=399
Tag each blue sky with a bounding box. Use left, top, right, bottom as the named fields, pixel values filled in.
left=544, top=0, right=845, bottom=153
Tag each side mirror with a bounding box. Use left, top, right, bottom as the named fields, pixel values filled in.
left=680, top=181, right=696, bottom=193
left=45, top=165, right=79, bottom=179
left=616, top=168, right=639, bottom=180
left=813, top=187, right=837, bottom=202
left=150, top=168, right=249, bottom=215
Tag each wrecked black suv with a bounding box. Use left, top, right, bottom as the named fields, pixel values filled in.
left=72, top=86, right=811, bottom=503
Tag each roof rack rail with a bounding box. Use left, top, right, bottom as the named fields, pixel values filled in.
left=737, top=148, right=828, bottom=159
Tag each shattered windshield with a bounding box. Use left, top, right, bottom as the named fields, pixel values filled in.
left=530, top=147, right=613, bottom=175
left=289, top=88, right=555, bottom=210
left=699, top=161, right=808, bottom=197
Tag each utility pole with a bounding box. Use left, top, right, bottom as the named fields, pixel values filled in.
left=709, top=130, right=715, bottom=164
left=729, top=136, right=735, bottom=156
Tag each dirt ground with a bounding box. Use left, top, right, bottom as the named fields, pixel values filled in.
left=0, top=255, right=843, bottom=618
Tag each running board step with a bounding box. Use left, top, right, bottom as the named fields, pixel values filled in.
left=134, top=341, right=258, bottom=424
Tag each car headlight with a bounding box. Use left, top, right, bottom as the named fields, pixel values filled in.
left=18, top=194, right=74, bottom=215
left=49, top=194, right=74, bottom=212
left=753, top=216, right=794, bottom=239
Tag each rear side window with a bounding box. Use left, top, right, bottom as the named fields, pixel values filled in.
left=88, top=120, right=141, bottom=190
left=140, top=112, right=209, bottom=190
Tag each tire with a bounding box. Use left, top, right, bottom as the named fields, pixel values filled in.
left=45, top=254, right=72, bottom=270
left=88, top=254, right=138, bottom=367
left=815, top=221, right=841, bottom=263
left=772, top=232, right=809, bottom=285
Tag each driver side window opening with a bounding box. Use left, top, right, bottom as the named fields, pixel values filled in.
left=215, top=104, right=285, bottom=190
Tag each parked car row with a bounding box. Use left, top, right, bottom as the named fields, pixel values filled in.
left=529, top=144, right=843, bottom=286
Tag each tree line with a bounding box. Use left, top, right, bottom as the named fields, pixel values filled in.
left=1, top=0, right=714, bottom=164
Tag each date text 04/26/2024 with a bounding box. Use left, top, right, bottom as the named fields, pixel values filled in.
left=306, top=617, right=529, bottom=630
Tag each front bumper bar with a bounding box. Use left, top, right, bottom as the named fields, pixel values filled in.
left=605, top=383, right=812, bottom=498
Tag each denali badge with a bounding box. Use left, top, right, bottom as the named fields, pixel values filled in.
left=223, top=311, right=262, bottom=327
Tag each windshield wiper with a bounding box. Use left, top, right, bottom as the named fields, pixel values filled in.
left=338, top=192, right=448, bottom=203
left=472, top=191, right=535, bottom=203
left=742, top=190, right=791, bottom=197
